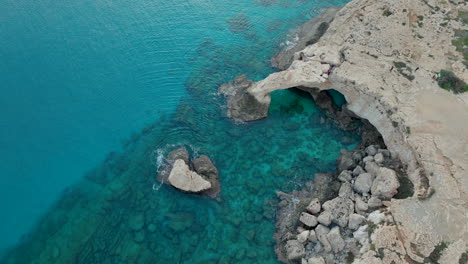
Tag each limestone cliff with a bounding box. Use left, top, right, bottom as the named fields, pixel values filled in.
left=236, top=0, right=468, bottom=262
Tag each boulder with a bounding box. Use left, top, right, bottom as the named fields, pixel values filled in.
left=297, top=230, right=310, bottom=244
left=168, top=159, right=211, bottom=193
left=326, top=227, right=345, bottom=253
left=322, top=197, right=354, bottom=227
left=368, top=196, right=383, bottom=209
left=339, top=181, right=354, bottom=199
left=192, top=155, right=220, bottom=198
left=317, top=211, right=332, bottom=226
left=348, top=213, right=366, bottom=230
left=371, top=167, right=400, bottom=199
left=355, top=196, right=369, bottom=213
left=315, top=225, right=332, bottom=252
left=374, top=153, right=384, bottom=164
left=362, top=156, right=374, bottom=163
left=300, top=212, right=318, bottom=228
left=306, top=198, right=321, bottom=214
left=307, top=257, right=326, bottom=264
left=285, top=240, right=305, bottom=260
left=308, top=230, right=317, bottom=242
left=338, top=170, right=352, bottom=182
left=352, top=165, right=366, bottom=177
left=366, top=145, right=378, bottom=156
left=353, top=173, right=374, bottom=194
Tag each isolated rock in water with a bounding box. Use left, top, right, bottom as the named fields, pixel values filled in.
left=322, top=197, right=354, bottom=227
left=353, top=173, right=374, bottom=194
left=219, top=75, right=269, bottom=122
left=285, top=240, right=305, bottom=260
left=192, top=155, right=220, bottom=198
left=327, top=227, right=345, bottom=253
left=371, top=167, right=400, bottom=199
left=167, top=147, right=189, bottom=165
left=299, top=212, right=318, bottom=227
left=306, top=198, right=321, bottom=214
left=168, top=159, right=211, bottom=193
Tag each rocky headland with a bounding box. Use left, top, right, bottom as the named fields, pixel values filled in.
left=221, top=0, right=468, bottom=263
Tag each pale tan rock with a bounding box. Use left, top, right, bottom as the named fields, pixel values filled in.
left=168, top=159, right=211, bottom=193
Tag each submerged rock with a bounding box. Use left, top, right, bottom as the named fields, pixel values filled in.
left=168, top=159, right=211, bottom=193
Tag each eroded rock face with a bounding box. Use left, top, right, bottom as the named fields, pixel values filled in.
left=192, top=155, right=221, bottom=199
left=322, top=197, right=354, bottom=228
left=168, top=159, right=211, bottom=193
left=219, top=75, right=269, bottom=122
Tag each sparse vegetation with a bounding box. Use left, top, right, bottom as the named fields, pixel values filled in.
left=436, top=70, right=468, bottom=93
left=346, top=252, right=355, bottom=264
left=383, top=9, right=393, bottom=17
left=425, top=242, right=449, bottom=264
left=459, top=250, right=468, bottom=264
left=393, top=61, right=415, bottom=81
left=394, top=175, right=414, bottom=199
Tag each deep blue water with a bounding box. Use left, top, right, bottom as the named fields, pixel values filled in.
left=0, top=0, right=354, bottom=262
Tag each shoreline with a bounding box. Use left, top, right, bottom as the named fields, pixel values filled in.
left=221, top=0, right=468, bottom=263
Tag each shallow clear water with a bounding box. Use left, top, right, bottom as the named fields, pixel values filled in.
left=0, top=0, right=355, bottom=262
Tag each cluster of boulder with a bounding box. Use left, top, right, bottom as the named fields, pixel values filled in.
left=279, top=145, right=403, bottom=264
left=157, top=147, right=220, bottom=199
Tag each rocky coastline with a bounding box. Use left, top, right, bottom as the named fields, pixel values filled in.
left=221, top=0, right=468, bottom=263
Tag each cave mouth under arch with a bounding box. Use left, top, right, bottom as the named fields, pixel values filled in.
left=325, top=89, right=347, bottom=110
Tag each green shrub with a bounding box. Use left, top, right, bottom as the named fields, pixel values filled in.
left=425, top=242, right=448, bottom=264
left=436, top=70, right=468, bottom=94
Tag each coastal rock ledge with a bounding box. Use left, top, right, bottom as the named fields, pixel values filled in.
left=221, top=0, right=468, bottom=263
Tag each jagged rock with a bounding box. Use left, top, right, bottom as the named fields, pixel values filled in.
left=368, top=210, right=385, bottom=225
left=348, top=213, right=366, bottom=230
left=339, top=181, right=354, bottom=199
left=167, top=147, right=189, bottom=165
left=306, top=198, right=321, bottom=214
left=338, top=170, right=352, bottom=182
left=218, top=75, right=269, bottom=122
left=365, top=145, right=378, bottom=156
left=377, top=149, right=391, bottom=158
left=371, top=167, right=400, bottom=199
left=368, top=196, right=382, bottom=209
left=352, top=165, right=365, bottom=177
left=337, top=151, right=356, bottom=172
left=285, top=240, right=305, bottom=260
left=315, top=224, right=332, bottom=252
left=364, top=161, right=380, bottom=176
left=326, top=227, right=345, bottom=253
left=352, top=151, right=364, bottom=163
left=168, top=159, right=211, bottom=193
left=322, top=197, right=354, bottom=227
left=307, top=257, right=326, bottom=264
left=297, top=230, right=310, bottom=244
left=317, top=211, right=332, bottom=226
left=374, top=153, right=384, bottom=164
left=362, top=156, right=374, bottom=163
left=192, top=155, right=220, bottom=198
left=353, top=173, right=374, bottom=194
left=355, top=196, right=369, bottom=213
left=353, top=225, right=369, bottom=245
left=308, top=230, right=317, bottom=242
left=300, top=212, right=318, bottom=227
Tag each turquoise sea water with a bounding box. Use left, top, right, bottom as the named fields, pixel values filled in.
left=0, top=0, right=354, bottom=262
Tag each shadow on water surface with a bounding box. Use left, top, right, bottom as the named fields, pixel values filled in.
left=1, top=1, right=357, bottom=263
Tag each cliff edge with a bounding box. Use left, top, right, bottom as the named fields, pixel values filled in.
left=230, top=0, right=468, bottom=262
